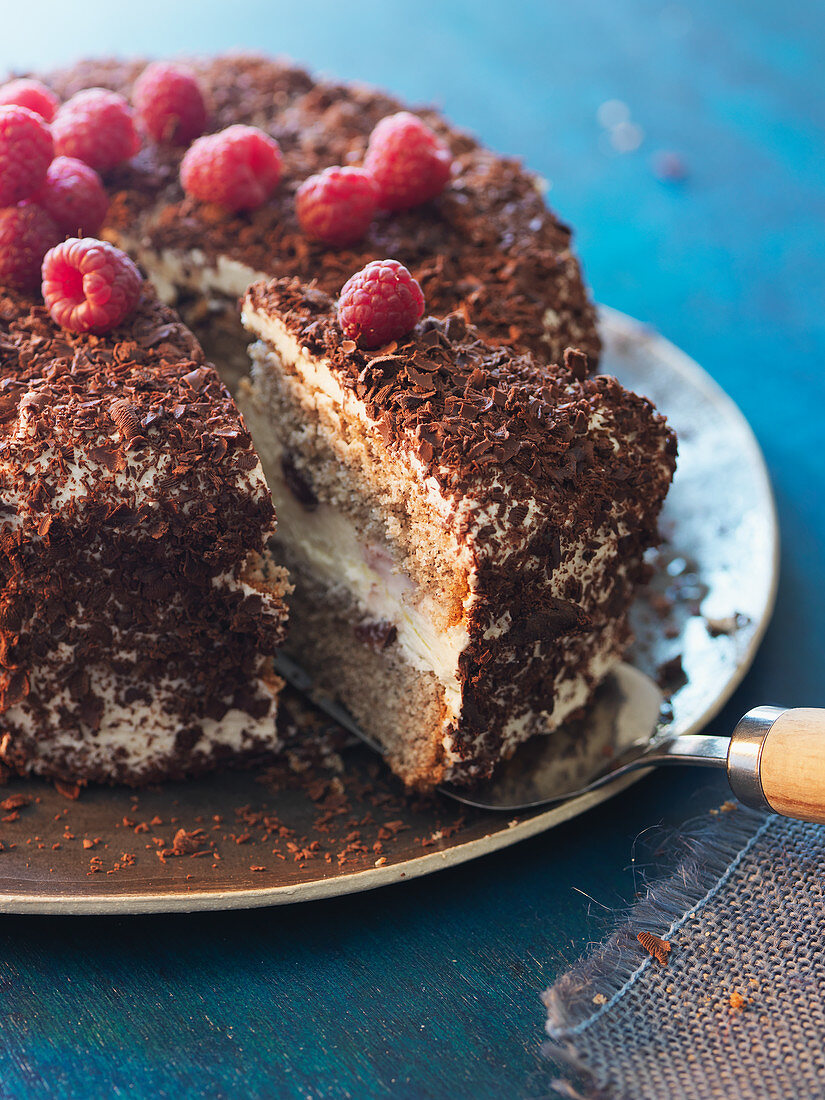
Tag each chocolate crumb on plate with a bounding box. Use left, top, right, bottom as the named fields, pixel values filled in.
left=637, top=930, right=672, bottom=965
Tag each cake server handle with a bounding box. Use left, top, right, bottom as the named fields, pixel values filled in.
left=727, top=706, right=825, bottom=824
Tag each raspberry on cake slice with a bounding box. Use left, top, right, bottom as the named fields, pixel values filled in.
left=0, top=277, right=289, bottom=786
left=237, top=273, right=676, bottom=789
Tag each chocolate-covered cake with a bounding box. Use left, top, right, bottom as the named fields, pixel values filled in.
left=0, top=54, right=676, bottom=791
left=238, top=278, right=676, bottom=788
left=0, top=287, right=289, bottom=786
left=38, top=55, right=601, bottom=388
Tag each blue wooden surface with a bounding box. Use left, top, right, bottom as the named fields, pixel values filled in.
left=2, top=2, right=824, bottom=1096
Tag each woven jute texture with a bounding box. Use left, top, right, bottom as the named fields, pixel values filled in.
left=543, top=808, right=825, bottom=1100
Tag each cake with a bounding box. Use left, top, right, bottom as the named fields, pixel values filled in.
left=238, top=278, right=676, bottom=788
left=0, top=54, right=676, bottom=791
left=0, top=284, right=289, bottom=786
left=36, top=55, right=601, bottom=390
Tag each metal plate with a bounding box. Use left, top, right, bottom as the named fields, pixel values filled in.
left=0, top=309, right=778, bottom=914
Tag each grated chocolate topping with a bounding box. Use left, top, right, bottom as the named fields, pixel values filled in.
left=35, top=54, right=600, bottom=368
left=245, top=277, right=677, bottom=540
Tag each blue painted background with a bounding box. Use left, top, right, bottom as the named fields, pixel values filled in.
left=1, top=1, right=824, bottom=1095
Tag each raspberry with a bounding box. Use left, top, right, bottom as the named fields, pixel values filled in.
left=363, top=112, right=452, bottom=211
left=296, top=166, right=378, bottom=247
left=52, top=89, right=140, bottom=174
left=180, top=124, right=282, bottom=211
left=41, top=237, right=143, bottom=334
left=337, top=259, right=425, bottom=349
left=0, top=204, right=61, bottom=290
left=32, top=157, right=109, bottom=237
left=133, top=62, right=207, bottom=146
left=0, top=106, right=54, bottom=206
left=0, top=78, right=59, bottom=122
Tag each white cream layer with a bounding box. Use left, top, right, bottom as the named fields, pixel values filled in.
left=265, top=436, right=469, bottom=717
left=106, top=235, right=266, bottom=306
left=1, top=396, right=273, bottom=537
left=1, top=541, right=285, bottom=779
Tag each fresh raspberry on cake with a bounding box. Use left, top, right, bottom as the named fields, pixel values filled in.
left=337, top=259, right=425, bottom=348
left=0, top=106, right=54, bottom=206
left=52, top=88, right=140, bottom=173
left=180, top=125, right=282, bottom=211
left=0, top=204, right=60, bottom=290
left=363, top=112, right=452, bottom=211
left=0, top=78, right=59, bottom=122
left=37, top=55, right=603, bottom=372
left=42, top=237, right=143, bottom=334
left=32, top=156, right=109, bottom=237
left=133, top=62, right=207, bottom=146
left=296, top=167, right=378, bottom=247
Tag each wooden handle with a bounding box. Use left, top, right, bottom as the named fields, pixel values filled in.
left=760, top=709, right=825, bottom=823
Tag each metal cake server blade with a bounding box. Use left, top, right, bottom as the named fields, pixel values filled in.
left=275, top=655, right=825, bottom=824
left=439, top=663, right=728, bottom=812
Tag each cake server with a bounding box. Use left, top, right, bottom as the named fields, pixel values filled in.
left=275, top=656, right=825, bottom=824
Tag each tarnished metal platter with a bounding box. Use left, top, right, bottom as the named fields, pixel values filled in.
left=0, top=308, right=778, bottom=913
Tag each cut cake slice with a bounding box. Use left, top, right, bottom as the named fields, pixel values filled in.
left=238, top=278, right=676, bottom=788
left=0, top=285, right=289, bottom=786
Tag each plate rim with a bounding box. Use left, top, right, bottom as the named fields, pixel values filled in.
left=600, top=306, right=780, bottom=741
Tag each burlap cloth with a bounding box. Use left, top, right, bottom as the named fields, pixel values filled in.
left=543, top=807, right=825, bottom=1099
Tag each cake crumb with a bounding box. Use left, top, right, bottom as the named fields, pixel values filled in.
left=706, top=614, right=749, bottom=637
left=656, top=655, right=687, bottom=694
left=0, top=794, right=31, bottom=812
left=651, top=150, right=689, bottom=182
left=54, top=781, right=81, bottom=801
left=637, top=931, right=671, bottom=965
left=729, top=991, right=747, bottom=1011
left=592, top=993, right=607, bottom=1006
left=171, top=828, right=208, bottom=855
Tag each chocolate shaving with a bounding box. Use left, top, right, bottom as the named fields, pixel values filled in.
left=109, top=399, right=141, bottom=440
left=637, top=930, right=671, bottom=965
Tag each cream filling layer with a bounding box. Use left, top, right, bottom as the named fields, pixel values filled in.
left=106, top=235, right=265, bottom=306
left=239, top=312, right=481, bottom=723
left=258, top=426, right=469, bottom=720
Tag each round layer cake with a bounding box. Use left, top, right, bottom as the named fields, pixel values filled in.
left=35, top=54, right=600, bottom=383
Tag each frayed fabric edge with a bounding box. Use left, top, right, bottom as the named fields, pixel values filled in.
left=540, top=804, right=773, bottom=1095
